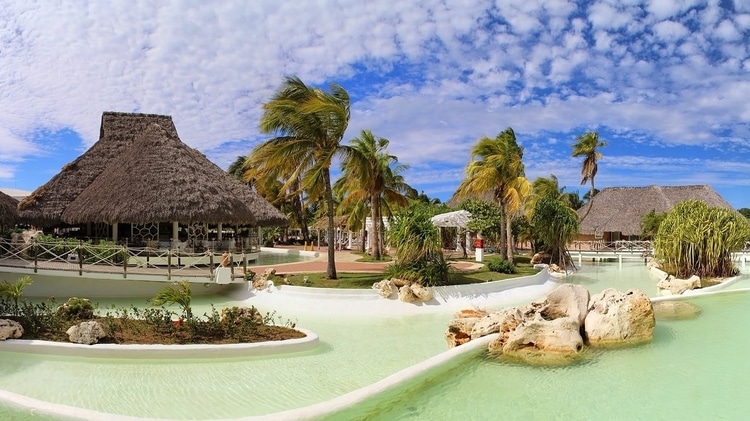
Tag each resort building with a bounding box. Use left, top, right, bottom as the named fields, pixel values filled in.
left=16, top=111, right=286, bottom=251
left=576, top=185, right=735, bottom=242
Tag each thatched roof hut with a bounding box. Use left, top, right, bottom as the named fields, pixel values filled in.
left=61, top=122, right=286, bottom=226
left=577, top=185, right=734, bottom=236
left=18, top=112, right=178, bottom=226
left=0, top=190, right=19, bottom=227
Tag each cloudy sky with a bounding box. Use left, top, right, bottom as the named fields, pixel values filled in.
left=1, top=0, right=749, bottom=208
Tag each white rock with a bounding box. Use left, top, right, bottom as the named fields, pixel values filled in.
left=657, top=275, right=701, bottom=295
left=66, top=321, right=107, bottom=345
left=0, top=319, right=23, bottom=340
left=501, top=315, right=585, bottom=365
left=584, top=288, right=655, bottom=347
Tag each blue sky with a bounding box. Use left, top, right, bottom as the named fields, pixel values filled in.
left=1, top=0, right=749, bottom=208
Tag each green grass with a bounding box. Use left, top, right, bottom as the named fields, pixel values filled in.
left=269, top=257, right=540, bottom=289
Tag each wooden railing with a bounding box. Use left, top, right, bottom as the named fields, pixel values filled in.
left=0, top=238, right=256, bottom=281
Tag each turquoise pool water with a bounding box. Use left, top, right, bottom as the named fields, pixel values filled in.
left=0, top=261, right=747, bottom=420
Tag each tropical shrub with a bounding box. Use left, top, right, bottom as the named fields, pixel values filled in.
left=386, top=203, right=450, bottom=286
left=654, top=200, right=750, bottom=278
left=0, top=275, right=33, bottom=315
left=531, top=195, right=579, bottom=269
left=56, top=297, right=95, bottom=319
left=486, top=257, right=516, bottom=274
left=150, top=281, right=193, bottom=319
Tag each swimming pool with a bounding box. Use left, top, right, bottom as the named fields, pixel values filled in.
left=0, top=261, right=747, bottom=419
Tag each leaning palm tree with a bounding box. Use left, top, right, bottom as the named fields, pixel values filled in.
left=336, top=130, right=416, bottom=260
left=253, top=76, right=350, bottom=279
left=454, top=128, right=531, bottom=263
left=572, top=131, right=606, bottom=222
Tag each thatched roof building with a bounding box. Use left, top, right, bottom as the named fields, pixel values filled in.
left=18, top=112, right=178, bottom=226
left=0, top=190, right=19, bottom=227
left=61, top=123, right=280, bottom=225
left=20, top=111, right=286, bottom=228
left=577, top=185, right=734, bottom=236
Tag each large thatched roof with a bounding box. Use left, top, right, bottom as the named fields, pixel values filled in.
left=0, top=190, right=19, bottom=227
left=577, top=185, right=734, bottom=235
left=61, top=122, right=286, bottom=226
left=18, top=112, right=178, bottom=226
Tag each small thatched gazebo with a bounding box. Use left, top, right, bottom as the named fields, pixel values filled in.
left=18, top=112, right=178, bottom=227
left=0, top=191, right=19, bottom=228
left=577, top=185, right=734, bottom=240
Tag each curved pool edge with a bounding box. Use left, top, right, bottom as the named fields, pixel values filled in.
left=259, top=334, right=499, bottom=421
left=0, top=328, right=319, bottom=359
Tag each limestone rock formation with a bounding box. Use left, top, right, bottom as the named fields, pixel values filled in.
left=657, top=275, right=701, bottom=295
left=445, top=315, right=484, bottom=347
left=447, top=283, right=657, bottom=365
left=397, top=283, right=433, bottom=303
left=372, top=279, right=398, bottom=299
left=0, top=319, right=23, bottom=340
left=652, top=300, right=702, bottom=320
left=501, top=315, right=585, bottom=365
left=531, top=283, right=590, bottom=325
left=66, top=321, right=107, bottom=345
left=584, top=288, right=655, bottom=347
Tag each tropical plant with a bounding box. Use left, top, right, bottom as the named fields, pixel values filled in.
left=150, top=281, right=193, bottom=319
left=0, top=275, right=32, bottom=315
left=460, top=199, right=503, bottom=250
left=252, top=76, right=351, bottom=279
left=640, top=210, right=666, bottom=240
left=485, top=257, right=516, bottom=274
left=531, top=194, right=580, bottom=269
left=454, top=128, right=531, bottom=263
left=385, top=203, right=449, bottom=286
left=654, top=200, right=750, bottom=278
left=572, top=131, right=606, bottom=222
left=335, top=130, right=416, bottom=260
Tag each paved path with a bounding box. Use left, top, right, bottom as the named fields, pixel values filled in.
left=249, top=246, right=483, bottom=275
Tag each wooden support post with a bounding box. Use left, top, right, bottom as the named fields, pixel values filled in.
left=167, top=250, right=172, bottom=281
left=78, top=241, right=83, bottom=276
left=123, top=244, right=128, bottom=278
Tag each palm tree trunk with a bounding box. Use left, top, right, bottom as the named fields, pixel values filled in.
left=580, top=180, right=595, bottom=223
left=323, top=168, right=338, bottom=279
left=499, top=208, right=508, bottom=260
left=371, top=193, right=381, bottom=260
left=505, top=210, right=514, bottom=264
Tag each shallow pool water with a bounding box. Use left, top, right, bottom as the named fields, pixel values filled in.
left=0, top=261, right=748, bottom=420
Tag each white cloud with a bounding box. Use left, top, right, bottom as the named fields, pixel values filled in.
left=0, top=0, right=749, bottom=207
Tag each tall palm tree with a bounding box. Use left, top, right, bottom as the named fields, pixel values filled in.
left=253, top=76, right=350, bottom=279
left=336, top=130, right=416, bottom=260
left=454, top=128, right=531, bottom=263
left=572, top=131, right=606, bottom=222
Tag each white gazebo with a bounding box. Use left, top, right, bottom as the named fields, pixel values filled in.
left=430, top=210, right=481, bottom=261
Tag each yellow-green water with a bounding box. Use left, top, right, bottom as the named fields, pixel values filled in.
left=0, top=261, right=747, bottom=420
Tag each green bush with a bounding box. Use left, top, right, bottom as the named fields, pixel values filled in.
left=486, top=257, right=516, bottom=274
left=56, top=297, right=95, bottom=319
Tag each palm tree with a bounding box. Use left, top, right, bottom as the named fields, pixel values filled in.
left=253, top=76, right=350, bottom=279
left=454, top=128, right=531, bottom=263
left=336, top=130, right=416, bottom=260
left=0, top=275, right=32, bottom=316
left=572, top=131, right=606, bottom=222
left=150, top=281, right=192, bottom=319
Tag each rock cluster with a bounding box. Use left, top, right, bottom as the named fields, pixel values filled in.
left=445, top=284, right=656, bottom=365
left=372, top=279, right=433, bottom=303
left=0, top=319, right=23, bottom=340
left=647, top=258, right=704, bottom=296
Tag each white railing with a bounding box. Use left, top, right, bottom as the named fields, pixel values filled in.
left=570, top=240, right=652, bottom=253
